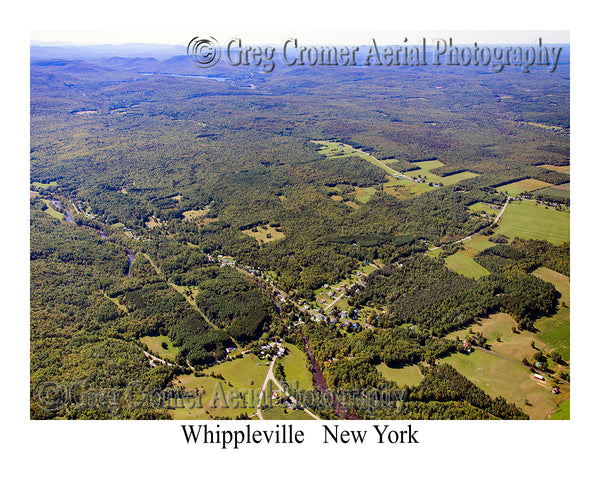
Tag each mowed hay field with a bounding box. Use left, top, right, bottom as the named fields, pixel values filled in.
left=444, top=252, right=490, bottom=279
left=463, top=234, right=496, bottom=252
left=376, top=363, right=424, bottom=388
left=442, top=349, right=569, bottom=419
left=495, top=199, right=569, bottom=244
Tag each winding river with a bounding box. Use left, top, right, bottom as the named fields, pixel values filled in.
left=49, top=197, right=134, bottom=276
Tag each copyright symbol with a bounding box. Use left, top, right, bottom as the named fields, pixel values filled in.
left=35, top=381, right=68, bottom=412
left=187, top=37, right=220, bottom=68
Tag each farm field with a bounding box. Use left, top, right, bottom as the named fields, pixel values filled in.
left=280, top=343, right=314, bottom=392
left=171, top=374, right=254, bottom=420
left=314, top=140, right=478, bottom=193
left=205, top=354, right=269, bottom=389
left=495, top=199, right=570, bottom=244
left=442, top=349, right=569, bottom=419
left=495, top=178, right=554, bottom=196
left=140, top=335, right=180, bottom=362
left=462, top=234, right=496, bottom=251
left=532, top=267, right=570, bottom=361
left=405, top=159, right=478, bottom=186
left=444, top=251, right=490, bottom=279
left=172, top=354, right=269, bottom=419
left=376, top=363, right=423, bottom=388
left=531, top=185, right=570, bottom=202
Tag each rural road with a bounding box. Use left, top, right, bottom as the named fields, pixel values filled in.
left=428, top=196, right=512, bottom=252
left=256, top=356, right=321, bottom=420
left=142, top=350, right=177, bottom=368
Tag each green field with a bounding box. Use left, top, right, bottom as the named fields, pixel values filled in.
left=448, top=313, right=545, bottom=361
left=468, top=202, right=500, bottom=218
left=32, top=181, right=58, bottom=189
left=531, top=185, right=570, bottom=202
left=442, top=349, right=569, bottom=419
left=495, top=178, right=554, bottom=196
left=140, top=335, right=180, bottom=362
left=549, top=399, right=570, bottom=420
left=41, top=199, right=65, bottom=220
left=532, top=267, right=570, bottom=361
left=426, top=248, right=442, bottom=258
left=172, top=354, right=269, bottom=419
left=495, top=199, right=569, bottom=244
left=406, top=160, right=478, bottom=186
left=444, top=252, right=490, bottom=279
left=376, top=363, right=423, bottom=388
left=205, top=354, right=269, bottom=389
left=462, top=235, right=496, bottom=252
left=314, top=141, right=477, bottom=193
left=280, top=343, right=314, bottom=391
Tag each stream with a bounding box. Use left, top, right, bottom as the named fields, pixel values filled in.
left=50, top=197, right=134, bottom=276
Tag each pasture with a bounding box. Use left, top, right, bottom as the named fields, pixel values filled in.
left=442, top=349, right=569, bottom=419
left=495, top=199, right=569, bottom=244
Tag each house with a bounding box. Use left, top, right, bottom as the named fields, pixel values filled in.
left=534, top=374, right=545, bottom=381
left=552, top=387, right=560, bottom=394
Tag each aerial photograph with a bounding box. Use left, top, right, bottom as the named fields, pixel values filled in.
left=29, top=31, right=571, bottom=423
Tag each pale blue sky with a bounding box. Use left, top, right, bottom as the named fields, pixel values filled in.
left=31, top=30, right=569, bottom=46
